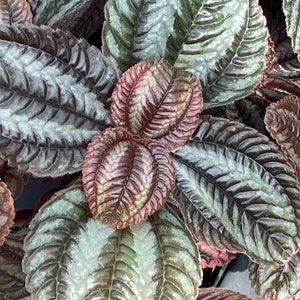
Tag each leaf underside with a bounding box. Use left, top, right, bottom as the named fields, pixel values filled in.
left=0, top=0, right=33, bottom=24
left=0, top=181, right=15, bottom=246
left=172, top=115, right=300, bottom=265
left=111, top=59, right=203, bottom=150
left=283, top=0, right=300, bottom=61
left=23, top=185, right=202, bottom=299
left=265, top=96, right=300, bottom=173
left=33, top=0, right=108, bottom=39
left=82, top=127, right=175, bottom=228
left=102, top=0, right=268, bottom=108
left=197, top=287, right=253, bottom=300
left=249, top=250, right=300, bottom=299
left=0, top=24, right=119, bottom=177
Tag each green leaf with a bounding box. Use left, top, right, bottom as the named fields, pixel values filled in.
left=172, top=115, right=300, bottom=265
left=111, top=59, right=203, bottom=150
left=82, top=127, right=175, bottom=228
left=283, top=0, right=300, bottom=61
left=32, top=0, right=107, bottom=38
left=0, top=235, right=29, bottom=299
left=249, top=251, right=300, bottom=299
left=0, top=24, right=119, bottom=177
left=23, top=185, right=202, bottom=299
left=103, top=0, right=268, bottom=108
left=0, top=0, right=33, bottom=24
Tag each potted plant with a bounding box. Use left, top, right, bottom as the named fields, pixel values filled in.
left=1, top=0, right=300, bottom=299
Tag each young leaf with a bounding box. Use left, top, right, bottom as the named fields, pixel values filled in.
left=283, top=0, right=300, bottom=61
left=103, top=0, right=268, bottom=108
left=111, top=59, right=203, bottom=150
left=0, top=235, right=28, bottom=298
left=172, top=115, right=300, bottom=266
left=249, top=251, right=300, bottom=299
left=23, top=185, right=202, bottom=299
left=264, top=96, right=300, bottom=173
left=0, top=0, right=33, bottom=24
left=0, top=181, right=15, bottom=246
left=32, top=0, right=107, bottom=38
left=0, top=24, right=119, bottom=177
left=197, top=287, right=253, bottom=300
left=82, top=127, right=175, bottom=228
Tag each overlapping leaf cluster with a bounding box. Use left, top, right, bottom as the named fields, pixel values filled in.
left=1, top=0, right=300, bottom=299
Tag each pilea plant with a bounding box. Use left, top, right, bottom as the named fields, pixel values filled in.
left=1, top=0, right=300, bottom=299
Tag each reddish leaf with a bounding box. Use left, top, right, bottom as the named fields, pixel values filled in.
left=0, top=0, right=33, bottom=25
left=197, top=287, right=253, bottom=300
left=197, top=240, right=237, bottom=269
left=264, top=96, right=300, bottom=172
left=0, top=182, right=15, bottom=246
left=111, top=59, right=203, bottom=150
left=82, top=127, right=175, bottom=228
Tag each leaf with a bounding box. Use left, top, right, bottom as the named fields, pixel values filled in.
left=22, top=185, right=202, bottom=299
left=197, top=240, right=237, bottom=269
left=0, top=181, right=15, bottom=246
left=171, top=115, right=300, bottom=265
left=103, top=0, right=268, bottom=108
left=0, top=0, right=33, bottom=24
left=82, top=127, right=175, bottom=228
left=0, top=24, right=119, bottom=177
left=249, top=250, right=300, bottom=300
left=283, top=0, right=300, bottom=61
left=0, top=235, right=29, bottom=298
left=265, top=96, right=300, bottom=174
left=197, top=287, right=253, bottom=300
left=0, top=162, right=30, bottom=199
left=32, top=0, right=107, bottom=39
left=111, top=59, right=203, bottom=150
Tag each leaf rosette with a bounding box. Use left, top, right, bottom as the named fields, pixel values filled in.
left=82, top=127, right=175, bottom=228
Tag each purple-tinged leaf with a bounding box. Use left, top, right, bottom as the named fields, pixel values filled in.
left=0, top=181, right=15, bottom=246
left=0, top=0, right=32, bottom=25
left=265, top=96, right=300, bottom=174
left=197, top=287, right=253, bottom=300
left=172, top=115, right=300, bottom=266
left=111, top=59, right=203, bottom=150
left=82, top=127, right=175, bottom=228
left=249, top=250, right=300, bottom=299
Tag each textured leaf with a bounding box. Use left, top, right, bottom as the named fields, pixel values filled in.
left=103, top=0, right=268, bottom=108
left=0, top=24, right=119, bottom=177
left=0, top=162, right=30, bottom=199
left=0, top=235, right=28, bottom=298
left=265, top=96, right=300, bottom=174
left=172, top=115, right=300, bottom=265
left=23, top=185, right=202, bottom=299
left=111, top=59, right=203, bottom=150
left=0, top=0, right=33, bottom=24
left=0, top=181, right=15, bottom=246
left=197, top=287, right=253, bottom=300
left=197, top=240, right=237, bottom=269
left=249, top=250, right=300, bottom=300
left=283, top=0, right=300, bottom=61
left=82, top=127, right=175, bottom=228
left=33, top=0, right=108, bottom=39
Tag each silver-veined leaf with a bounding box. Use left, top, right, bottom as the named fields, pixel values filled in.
left=0, top=24, right=119, bottom=177
left=283, top=0, right=300, bottom=61
left=249, top=251, right=300, bottom=299
left=82, top=127, right=175, bottom=228
left=0, top=0, right=33, bottom=24
left=22, top=185, right=202, bottom=299
left=103, top=0, right=268, bottom=108
left=172, top=115, right=300, bottom=265
left=32, top=0, right=107, bottom=38
left=111, top=59, right=203, bottom=150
